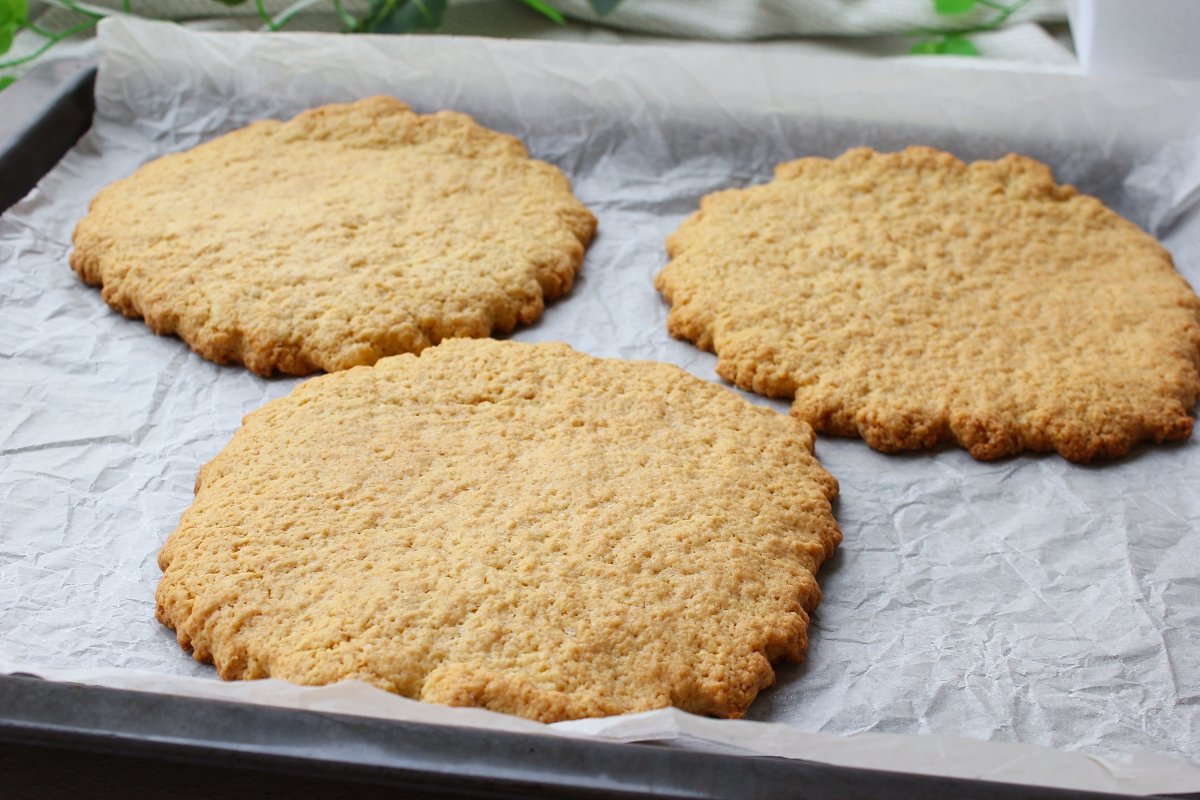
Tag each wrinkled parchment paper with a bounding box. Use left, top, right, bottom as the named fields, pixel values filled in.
left=3, top=17, right=1200, bottom=795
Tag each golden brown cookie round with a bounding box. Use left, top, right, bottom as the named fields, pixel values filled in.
left=71, top=97, right=596, bottom=376
left=155, top=338, right=841, bottom=721
left=656, top=147, right=1200, bottom=462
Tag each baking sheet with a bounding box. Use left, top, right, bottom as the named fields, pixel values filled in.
left=3, top=16, right=1200, bottom=795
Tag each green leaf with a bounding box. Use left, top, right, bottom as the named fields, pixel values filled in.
left=411, top=0, right=447, bottom=26
left=0, top=0, right=27, bottom=26
left=0, top=74, right=13, bottom=91
left=938, top=33, right=979, bottom=55
left=512, top=0, right=563, bottom=23
left=364, top=0, right=446, bottom=33
left=587, top=0, right=622, bottom=15
left=909, top=33, right=980, bottom=56
left=0, top=21, right=16, bottom=55
left=934, top=0, right=976, bottom=14
left=333, top=0, right=359, bottom=30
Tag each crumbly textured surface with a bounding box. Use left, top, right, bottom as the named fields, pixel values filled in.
left=71, top=97, right=596, bottom=376
left=656, top=146, right=1200, bottom=462
left=155, top=338, right=841, bottom=721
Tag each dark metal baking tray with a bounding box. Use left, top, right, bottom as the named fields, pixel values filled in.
left=0, top=56, right=1193, bottom=800
left=0, top=57, right=96, bottom=213
left=0, top=674, right=1159, bottom=799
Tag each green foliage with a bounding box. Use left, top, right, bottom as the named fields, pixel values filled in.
left=937, top=33, right=979, bottom=54
left=0, top=0, right=28, bottom=28
left=0, top=0, right=27, bottom=56
left=0, top=0, right=99, bottom=82
left=0, top=0, right=625, bottom=91
left=0, top=23, right=17, bottom=55
left=910, top=0, right=1029, bottom=57
left=363, top=0, right=622, bottom=31
left=361, top=0, right=446, bottom=33
left=355, top=0, right=587, bottom=34
left=909, top=33, right=979, bottom=55
left=514, top=0, right=564, bottom=23
left=934, top=0, right=975, bottom=14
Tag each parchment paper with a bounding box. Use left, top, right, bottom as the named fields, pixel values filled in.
left=3, top=17, right=1200, bottom=795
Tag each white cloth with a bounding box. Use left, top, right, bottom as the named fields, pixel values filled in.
left=553, top=0, right=1066, bottom=38
left=7, top=0, right=1078, bottom=82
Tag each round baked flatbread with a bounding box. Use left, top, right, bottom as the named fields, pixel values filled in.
left=656, top=147, right=1200, bottom=462
left=155, top=339, right=841, bottom=721
left=71, top=97, right=596, bottom=376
